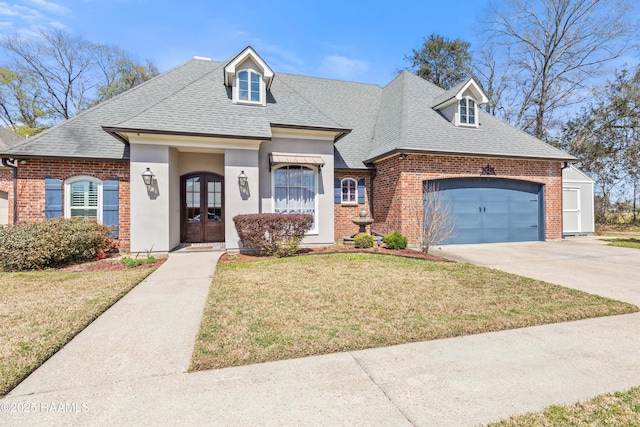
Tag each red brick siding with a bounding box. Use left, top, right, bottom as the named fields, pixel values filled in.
left=0, top=169, right=13, bottom=224
left=334, top=171, right=373, bottom=241
left=15, top=159, right=131, bottom=250
left=372, top=154, right=563, bottom=244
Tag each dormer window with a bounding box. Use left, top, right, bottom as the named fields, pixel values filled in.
left=431, top=78, right=488, bottom=129
left=238, top=70, right=261, bottom=103
left=459, top=97, right=476, bottom=125
left=224, top=46, right=274, bottom=107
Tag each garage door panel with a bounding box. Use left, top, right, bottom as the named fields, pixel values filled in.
left=429, top=178, right=543, bottom=245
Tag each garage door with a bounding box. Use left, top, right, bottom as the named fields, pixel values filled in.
left=427, top=178, right=544, bottom=244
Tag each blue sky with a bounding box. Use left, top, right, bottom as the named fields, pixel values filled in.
left=0, top=0, right=483, bottom=86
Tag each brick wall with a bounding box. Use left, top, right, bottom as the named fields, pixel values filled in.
left=334, top=170, right=373, bottom=241
left=0, top=168, right=13, bottom=224
left=15, top=159, right=131, bottom=250
left=373, top=154, right=563, bottom=244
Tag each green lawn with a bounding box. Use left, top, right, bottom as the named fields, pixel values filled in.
left=602, top=237, right=640, bottom=249
left=191, top=253, right=637, bottom=371
left=0, top=268, right=155, bottom=396
left=490, top=386, right=640, bottom=426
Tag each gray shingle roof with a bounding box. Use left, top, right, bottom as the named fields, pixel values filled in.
left=0, top=127, right=24, bottom=152
left=3, top=59, right=220, bottom=159
left=3, top=50, right=575, bottom=165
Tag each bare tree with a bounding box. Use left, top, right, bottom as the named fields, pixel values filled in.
left=419, top=182, right=455, bottom=254
left=482, top=0, right=635, bottom=141
left=0, top=29, right=158, bottom=127
left=473, top=42, right=511, bottom=117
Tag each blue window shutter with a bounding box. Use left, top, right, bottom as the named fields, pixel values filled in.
left=103, top=178, right=119, bottom=238
left=334, top=178, right=341, bottom=204
left=357, top=178, right=365, bottom=204
left=44, top=177, right=63, bottom=219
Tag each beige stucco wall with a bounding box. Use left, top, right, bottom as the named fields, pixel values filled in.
left=169, top=148, right=180, bottom=250
left=224, top=148, right=259, bottom=250
left=259, top=137, right=335, bottom=246
left=130, top=143, right=172, bottom=253
left=178, top=152, right=224, bottom=176
left=129, top=133, right=334, bottom=251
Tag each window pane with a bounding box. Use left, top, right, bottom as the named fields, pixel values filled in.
left=250, top=72, right=260, bottom=102
left=274, top=169, right=287, bottom=186
left=238, top=71, right=248, bottom=100
left=288, top=167, right=302, bottom=186
left=301, top=168, right=315, bottom=186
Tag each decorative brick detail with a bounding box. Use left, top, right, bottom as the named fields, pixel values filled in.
left=0, top=168, right=13, bottom=224
left=14, top=159, right=131, bottom=250
left=372, top=154, right=563, bottom=244
left=334, top=171, right=373, bottom=241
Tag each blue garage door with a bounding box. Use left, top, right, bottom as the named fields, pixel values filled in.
left=428, top=178, right=544, bottom=244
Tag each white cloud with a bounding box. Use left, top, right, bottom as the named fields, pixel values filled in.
left=25, top=0, right=68, bottom=14
left=320, top=55, right=369, bottom=80
left=0, top=3, right=41, bottom=20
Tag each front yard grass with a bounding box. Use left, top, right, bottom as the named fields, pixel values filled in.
left=0, top=269, right=155, bottom=396
left=602, top=237, right=640, bottom=249
left=490, top=385, right=640, bottom=426
left=191, top=253, right=637, bottom=371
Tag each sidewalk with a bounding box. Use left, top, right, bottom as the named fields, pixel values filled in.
left=2, top=242, right=640, bottom=426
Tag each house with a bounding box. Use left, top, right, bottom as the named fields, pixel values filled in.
left=0, top=127, right=24, bottom=226
left=0, top=46, right=576, bottom=252
left=562, top=164, right=595, bottom=235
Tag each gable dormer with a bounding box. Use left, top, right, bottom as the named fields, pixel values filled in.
left=432, top=78, right=489, bottom=128
left=224, top=46, right=274, bottom=107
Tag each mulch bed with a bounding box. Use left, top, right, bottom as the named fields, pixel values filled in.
left=47, top=245, right=449, bottom=271
left=57, top=255, right=167, bottom=272
left=219, top=245, right=451, bottom=264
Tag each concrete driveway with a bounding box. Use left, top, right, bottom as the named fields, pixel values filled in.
left=437, top=236, right=640, bottom=306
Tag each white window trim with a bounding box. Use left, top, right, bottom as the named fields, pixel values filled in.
left=236, top=68, right=263, bottom=105
left=64, top=176, right=103, bottom=223
left=271, top=164, right=319, bottom=234
left=458, top=96, right=478, bottom=127
left=341, top=178, right=358, bottom=205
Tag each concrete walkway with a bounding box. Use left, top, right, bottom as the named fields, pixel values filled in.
left=2, top=238, right=640, bottom=426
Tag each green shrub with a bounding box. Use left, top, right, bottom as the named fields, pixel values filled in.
left=354, top=233, right=374, bottom=248
left=233, top=213, right=314, bottom=257
left=0, top=217, right=114, bottom=271
left=382, top=231, right=408, bottom=250
left=121, top=252, right=156, bottom=268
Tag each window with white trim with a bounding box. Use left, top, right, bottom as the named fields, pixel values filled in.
left=459, top=97, right=476, bottom=125
left=65, top=177, right=102, bottom=222
left=238, top=69, right=261, bottom=103
left=273, top=165, right=317, bottom=231
left=341, top=178, right=357, bottom=204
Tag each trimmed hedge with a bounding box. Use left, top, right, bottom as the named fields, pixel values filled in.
left=0, top=218, right=115, bottom=271
left=354, top=233, right=374, bottom=248
left=382, top=231, right=408, bottom=250
left=233, top=213, right=313, bottom=257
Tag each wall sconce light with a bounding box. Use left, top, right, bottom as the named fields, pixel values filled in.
left=142, top=168, right=154, bottom=187
left=238, top=170, right=248, bottom=189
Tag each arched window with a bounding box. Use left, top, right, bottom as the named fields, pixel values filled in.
left=65, top=177, right=102, bottom=222
left=273, top=165, right=317, bottom=231
left=341, top=178, right=357, bottom=203
left=238, top=70, right=261, bottom=103
left=459, top=97, right=476, bottom=125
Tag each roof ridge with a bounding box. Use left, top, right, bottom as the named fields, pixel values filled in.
left=278, top=71, right=382, bottom=88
